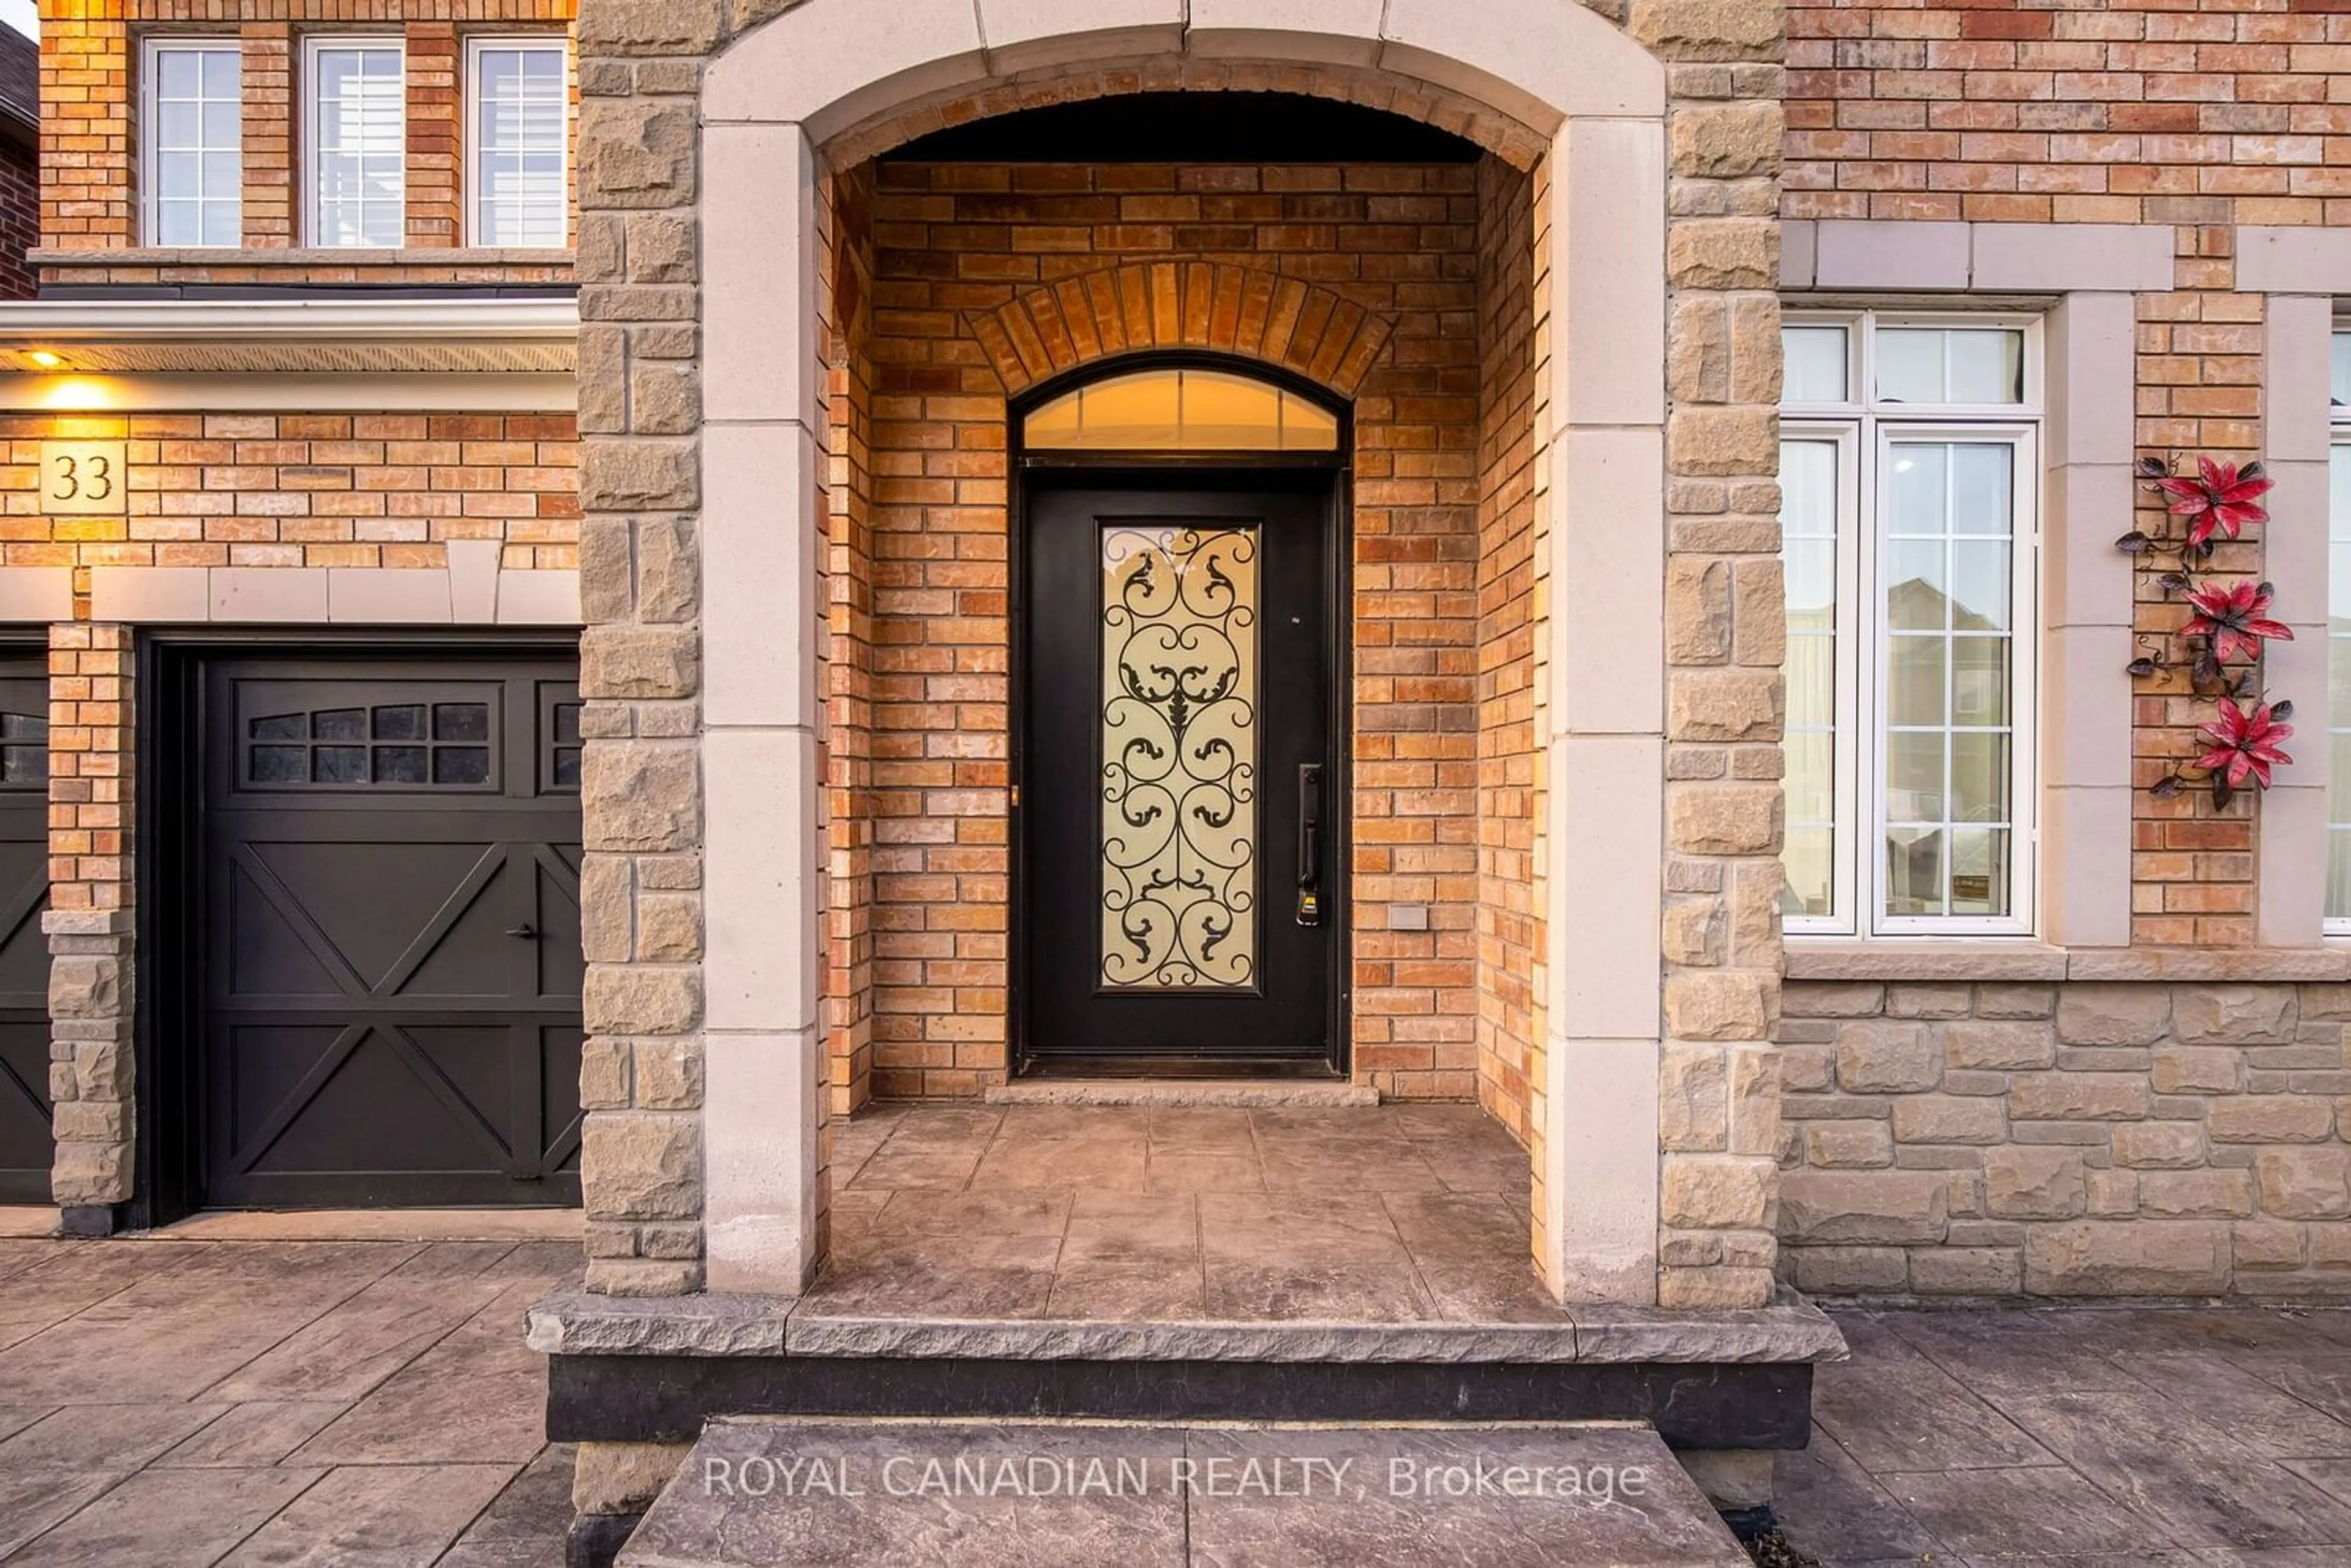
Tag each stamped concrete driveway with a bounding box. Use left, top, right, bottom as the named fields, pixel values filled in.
left=1779, top=1304, right=2351, bottom=1566
left=0, top=1232, right=574, bottom=1566
left=11, top=1228, right=2351, bottom=1566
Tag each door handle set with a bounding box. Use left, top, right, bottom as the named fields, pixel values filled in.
left=1296, top=762, right=1323, bottom=927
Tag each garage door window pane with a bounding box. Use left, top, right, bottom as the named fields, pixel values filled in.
left=246, top=699, right=500, bottom=789
left=373, top=704, right=425, bottom=740
left=434, top=747, right=490, bottom=785
left=314, top=746, right=367, bottom=784
left=374, top=746, right=427, bottom=784
left=435, top=703, right=490, bottom=741
left=1, top=710, right=45, bottom=787
left=547, top=698, right=583, bottom=791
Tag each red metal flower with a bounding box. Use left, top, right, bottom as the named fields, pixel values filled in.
left=2158, top=457, right=2274, bottom=550
left=2182, top=579, right=2295, bottom=664
left=2194, top=697, right=2295, bottom=790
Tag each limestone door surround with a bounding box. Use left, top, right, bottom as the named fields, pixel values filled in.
left=575, top=0, right=1788, bottom=1308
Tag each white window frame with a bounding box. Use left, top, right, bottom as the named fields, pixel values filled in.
left=2325, top=327, right=2351, bottom=934
left=301, top=35, right=406, bottom=249
left=1779, top=418, right=1862, bottom=936
left=1782, top=310, right=2045, bottom=938
left=462, top=35, right=570, bottom=249
left=140, top=38, right=243, bottom=249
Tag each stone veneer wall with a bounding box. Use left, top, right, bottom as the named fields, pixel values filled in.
left=1781, top=977, right=2351, bottom=1297
left=576, top=0, right=1792, bottom=1311
left=44, top=623, right=132, bottom=1211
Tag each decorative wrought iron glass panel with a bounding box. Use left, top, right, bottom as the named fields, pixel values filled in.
left=1026, top=369, right=1340, bottom=452
left=1099, top=523, right=1260, bottom=989
left=0, top=711, right=46, bottom=788
left=246, top=699, right=495, bottom=789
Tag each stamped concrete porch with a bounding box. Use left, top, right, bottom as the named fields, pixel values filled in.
left=824, top=1101, right=1543, bottom=1328
left=533, top=1105, right=1843, bottom=1472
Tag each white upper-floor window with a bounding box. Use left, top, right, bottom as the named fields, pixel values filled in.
left=1779, top=313, right=2042, bottom=937
left=142, top=40, right=242, bottom=247
left=467, top=37, right=568, bottom=248
left=306, top=37, right=405, bottom=248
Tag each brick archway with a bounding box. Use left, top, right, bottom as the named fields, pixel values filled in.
left=970, top=263, right=1398, bottom=400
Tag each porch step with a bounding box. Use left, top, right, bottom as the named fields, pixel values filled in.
left=983, top=1079, right=1379, bottom=1108
left=617, top=1418, right=1749, bottom=1567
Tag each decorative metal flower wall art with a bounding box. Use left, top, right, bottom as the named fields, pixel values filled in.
left=2118, top=454, right=2293, bottom=809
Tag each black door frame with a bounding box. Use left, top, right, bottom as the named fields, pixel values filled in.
left=1007, top=353, right=1354, bottom=1079
left=139, top=628, right=582, bottom=1228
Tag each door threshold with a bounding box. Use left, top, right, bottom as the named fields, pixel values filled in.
left=986, top=1079, right=1378, bottom=1108
left=152, top=1207, right=583, bottom=1243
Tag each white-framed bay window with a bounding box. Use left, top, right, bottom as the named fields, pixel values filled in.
left=466, top=37, right=569, bottom=248
left=141, top=39, right=242, bottom=247
left=1779, top=313, right=2042, bottom=936
left=304, top=36, right=405, bottom=248
left=2324, top=328, right=2351, bottom=929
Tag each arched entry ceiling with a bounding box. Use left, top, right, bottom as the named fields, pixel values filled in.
left=889, top=90, right=1481, bottom=164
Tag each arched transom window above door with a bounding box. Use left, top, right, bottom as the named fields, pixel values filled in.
left=1021, top=367, right=1341, bottom=454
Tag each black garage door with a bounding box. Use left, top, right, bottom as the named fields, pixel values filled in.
left=198, top=655, right=583, bottom=1207
left=0, top=653, right=48, bottom=1205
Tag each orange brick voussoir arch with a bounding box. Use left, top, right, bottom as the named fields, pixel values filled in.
left=967, top=263, right=1399, bottom=403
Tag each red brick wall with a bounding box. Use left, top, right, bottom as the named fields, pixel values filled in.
left=39, top=1, right=576, bottom=283
left=1787, top=1, right=2351, bottom=225
left=848, top=158, right=1488, bottom=1099
left=0, top=135, right=34, bottom=298
left=0, top=413, right=579, bottom=582
left=1475, top=154, right=1540, bottom=1142
left=2132, top=238, right=2265, bottom=945
left=824, top=162, right=879, bottom=1118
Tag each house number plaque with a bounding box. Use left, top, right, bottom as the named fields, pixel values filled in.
left=40, top=441, right=127, bottom=516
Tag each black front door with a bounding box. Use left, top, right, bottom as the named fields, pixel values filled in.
left=196, top=654, right=584, bottom=1207
left=0, top=654, right=48, bottom=1204
left=1022, top=476, right=1340, bottom=1071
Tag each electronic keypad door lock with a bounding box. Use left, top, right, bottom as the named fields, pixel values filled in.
left=1297, top=762, right=1324, bottom=926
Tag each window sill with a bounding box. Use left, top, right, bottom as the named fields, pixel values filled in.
left=1784, top=939, right=2069, bottom=982
left=30, top=247, right=575, bottom=266
left=1786, top=939, right=2351, bottom=984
